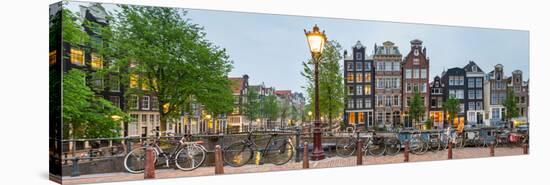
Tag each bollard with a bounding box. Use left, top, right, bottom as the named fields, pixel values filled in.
left=490, top=143, right=495, bottom=157
left=295, top=129, right=301, bottom=162
left=70, top=157, right=80, bottom=177
left=144, top=147, right=156, bottom=179
left=303, top=142, right=309, bottom=169
left=404, top=141, right=409, bottom=162
left=447, top=140, right=453, bottom=160
left=522, top=144, right=528, bottom=154
left=215, top=145, right=224, bottom=174
left=356, top=140, right=363, bottom=165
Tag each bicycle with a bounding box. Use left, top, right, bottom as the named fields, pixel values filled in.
left=335, top=131, right=386, bottom=157
left=123, top=130, right=207, bottom=174
left=223, top=131, right=294, bottom=167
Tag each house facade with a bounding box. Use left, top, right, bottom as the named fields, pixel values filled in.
left=228, top=75, right=249, bottom=132
left=429, top=76, right=444, bottom=129
left=372, top=41, right=402, bottom=129
left=508, top=70, right=529, bottom=127
left=402, top=39, right=430, bottom=128
left=464, top=61, right=485, bottom=126
left=441, top=67, right=466, bottom=128
left=484, top=64, right=507, bottom=126
left=343, top=41, right=375, bottom=130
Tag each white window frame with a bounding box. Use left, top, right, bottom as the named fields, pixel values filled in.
left=142, top=96, right=150, bottom=110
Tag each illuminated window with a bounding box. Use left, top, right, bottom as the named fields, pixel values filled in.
left=130, top=74, right=138, bottom=88
left=347, top=73, right=354, bottom=82
left=358, top=112, right=364, bottom=123
left=365, top=73, right=371, bottom=82
left=364, top=86, right=371, bottom=95
left=70, top=48, right=84, bottom=65
left=49, top=50, right=57, bottom=65
left=356, top=73, right=363, bottom=83
left=91, top=53, right=103, bottom=69
left=348, top=112, right=356, bottom=124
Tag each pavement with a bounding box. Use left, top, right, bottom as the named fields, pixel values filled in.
left=63, top=147, right=527, bottom=185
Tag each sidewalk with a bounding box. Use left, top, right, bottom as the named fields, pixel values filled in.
left=63, top=147, right=526, bottom=185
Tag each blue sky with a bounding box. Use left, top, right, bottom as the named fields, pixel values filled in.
left=68, top=2, right=530, bottom=95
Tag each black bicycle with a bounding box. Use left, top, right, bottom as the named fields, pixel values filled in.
left=223, top=131, right=294, bottom=167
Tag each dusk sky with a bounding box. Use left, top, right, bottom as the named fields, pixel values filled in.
left=69, top=2, right=530, bottom=96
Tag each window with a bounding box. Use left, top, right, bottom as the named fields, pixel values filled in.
left=109, top=96, right=120, bottom=108
left=413, top=58, right=420, bottom=65
left=347, top=62, right=354, bottom=71
left=347, top=73, right=354, bottom=83
left=365, top=62, right=371, bottom=71
left=420, top=69, right=427, bottom=79
left=459, top=103, right=465, bottom=113
left=364, top=85, right=371, bottom=95
left=150, top=115, right=156, bottom=125
left=377, top=95, right=384, bottom=107
left=130, top=114, right=138, bottom=124
left=431, top=98, right=437, bottom=108
left=130, top=74, right=139, bottom=88
left=475, top=78, right=482, bottom=88
left=476, top=90, right=482, bottom=100
left=151, top=96, right=159, bottom=110
left=413, top=69, right=420, bottom=79
left=356, top=73, right=363, bottom=83
left=420, top=83, right=427, bottom=93
left=358, top=112, right=364, bottom=123
left=376, top=62, right=384, bottom=71
left=142, top=96, right=150, bottom=110
left=468, top=90, right=475, bottom=100
left=348, top=99, right=354, bottom=109
left=456, top=90, right=464, bottom=99
left=405, top=69, right=412, bottom=79
left=393, top=62, right=400, bottom=71
left=468, top=102, right=475, bottom=110
left=406, top=97, right=411, bottom=107
left=413, top=83, right=419, bottom=92
left=142, top=114, right=148, bottom=124
left=356, top=85, right=363, bottom=95
left=468, top=112, right=476, bottom=123
left=91, top=76, right=104, bottom=91
left=356, top=63, right=363, bottom=71
left=492, top=108, right=500, bottom=119
left=70, top=48, right=84, bottom=65
left=129, top=95, right=139, bottom=110
left=385, top=96, right=392, bottom=107
left=406, top=83, right=412, bottom=92
left=49, top=50, right=57, bottom=65
left=348, top=112, right=356, bottom=124
left=91, top=53, right=103, bottom=69
left=109, top=75, right=120, bottom=92
left=394, top=95, right=400, bottom=106
left=385, top=62, right=392, bottom=72
left=468, top=78, right=475, bottom=88
left=347, top=86, right=355, bottom=95
left=365, top=73, right=371, bottom=82
left=356, top=99, right=363, bottom=109
left=365, top=98, right=371, bottom=108
left=356, top=53, right=362, bottom=60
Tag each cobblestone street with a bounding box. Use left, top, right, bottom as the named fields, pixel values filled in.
left=63, top=147, right=526, bottom=185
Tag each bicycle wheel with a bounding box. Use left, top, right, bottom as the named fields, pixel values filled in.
left=223, top=142, right=253, bottom=167
left=336, top=137, right=357, bottom=157
left=174, top=144, right=206, bottom=171
left=409, top=138, right=425, bottom=155
left=367, top=138, right=386, bottom=156
left=384, top=138, right=401, bottom=156
left=124, top=147, right=158, bottom=174
left=266, top=138, right=294, bottom=165
left=429, top=138, right=440, bottom=152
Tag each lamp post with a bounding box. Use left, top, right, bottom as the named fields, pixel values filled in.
left=304, top=24, right=327, bottom=160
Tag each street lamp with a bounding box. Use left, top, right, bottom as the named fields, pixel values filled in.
left=304, top=24, right=327, bottom=160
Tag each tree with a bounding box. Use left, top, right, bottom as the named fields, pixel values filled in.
left=408, top=89, right=426, bottom=129
left=242, top=89, right=260, bottom=130
left=63, top=69, right=127, bottom=139
left=503, top=88, right=519, bottom=128
left=262, top=94, right=280, bottom=129
left=301, top=40, right=345, bottom=132
left=443, top=96, right=460, bottom=128
left=278, top=98, right=291, bottom=128
left=105, top=5, right=233, bottom=134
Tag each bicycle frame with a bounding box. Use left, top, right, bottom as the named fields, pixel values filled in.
left=243, top=132, right=292, bottom=164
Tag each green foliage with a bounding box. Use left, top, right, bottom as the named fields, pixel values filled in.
left=61, top=8, right=90, bottom=46
left=63, top=69, right=127, bottom=139
left=301, top=40, right=345, bottom=129
left=408, top=89, right=426, bottom=127
left=103, top=5, right=233, bottom=132
left=503, top=88, right=519, bottom=121
left=242, top=89, right=260, bottom=123
left=262, top=94, right=280, bottom=121
left=443, top=96, right=460, bottom=127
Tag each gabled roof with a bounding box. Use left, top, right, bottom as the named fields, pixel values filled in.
left=463, top=61, right=484, bottom=73
left=374, top=41, right=401, bottom=56
left=229, top=77, right=246, bottom=94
